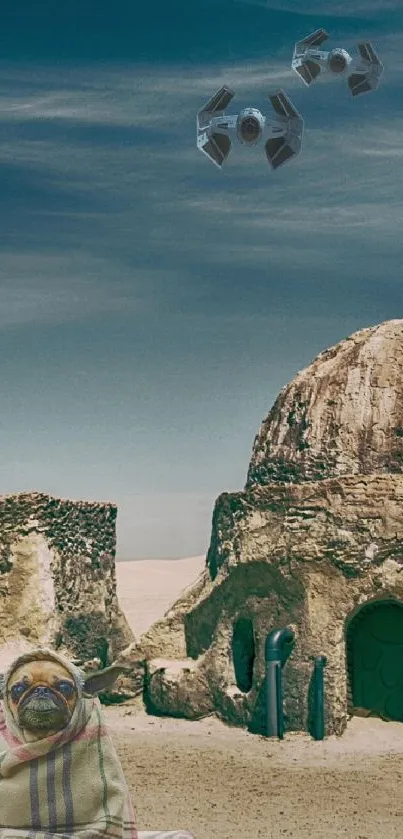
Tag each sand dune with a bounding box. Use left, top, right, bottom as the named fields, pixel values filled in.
left=115, top=555, right=206, bottom=638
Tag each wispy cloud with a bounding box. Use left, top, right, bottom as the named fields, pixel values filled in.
left=0, top=43, right=399, bottom=328
left=0, top=48, right=394, bottom=134
left=0, top=253, right=144, bottom=327
left=0, top=60, right=302, bottom=132
left=0, top=8, right=400, bottom=558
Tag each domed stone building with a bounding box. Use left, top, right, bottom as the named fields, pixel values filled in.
left=126, top=319, right=403, bottom=737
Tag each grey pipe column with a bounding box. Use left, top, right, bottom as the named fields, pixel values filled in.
left=265, top=627, right=294, bottom=738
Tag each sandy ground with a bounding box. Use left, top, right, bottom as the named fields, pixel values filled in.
left=114, top=558, right=403, bottom=839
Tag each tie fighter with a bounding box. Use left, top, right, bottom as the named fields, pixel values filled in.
left=196, top=87, right=304, bottom=170
left=292, top=28, right=383, bottom=96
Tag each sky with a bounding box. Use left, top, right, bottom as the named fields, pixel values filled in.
left=0, top=0, right=401, bottom=559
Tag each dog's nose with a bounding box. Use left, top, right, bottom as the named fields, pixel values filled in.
left=32, top=686, right=52, bottom=697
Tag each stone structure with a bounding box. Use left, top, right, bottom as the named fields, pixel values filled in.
left=122, top=319, right=403, bottom=736
left=0, top=492, right=134, bottom=675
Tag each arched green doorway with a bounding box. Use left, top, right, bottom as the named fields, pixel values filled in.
left=347, top=599, right=403, bottom=721
left=232, top=617, right=255, bottom=693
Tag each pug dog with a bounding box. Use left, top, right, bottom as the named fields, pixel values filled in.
left=0, top=649, right=197, bottom=839
left=3, top=650, right=131, bottom=742
left=0, top=648, right=140, bottom=839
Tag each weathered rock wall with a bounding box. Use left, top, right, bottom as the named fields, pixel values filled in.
left=0, top=492, right=134, bottom=671
left=119, top=319, right=403, bottom=735
left=124, top=473, right=403, bottom=736
left=247, top=319, right=403, bottom=486
left=206, top=472, right=403, bottom=580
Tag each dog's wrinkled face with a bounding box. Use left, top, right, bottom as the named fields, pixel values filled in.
left=8, top=660, right=78, bottom=739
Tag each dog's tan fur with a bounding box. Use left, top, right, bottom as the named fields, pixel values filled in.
left=0, top=650, right=138, bottom=837
left=7, top=659, right=78, bottom=741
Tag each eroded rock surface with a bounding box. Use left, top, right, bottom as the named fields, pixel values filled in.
left=0, top=492, right=134, bottom=682
left=247, top=319, right=403, bottom=485
left=121, top=320, right=403, bottom=736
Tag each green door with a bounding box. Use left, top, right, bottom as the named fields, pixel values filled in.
left=351, top=602, right=403, bottom=721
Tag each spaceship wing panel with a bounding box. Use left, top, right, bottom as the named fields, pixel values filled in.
left=265, top=137, right=295, bottom=170
left=211, top=132, right=231, bottom=163
left=265, top=90, right=303, bottom=169
left=197, top=86, right=235, bottom=125
left=269, top=89, right=302, bottom=120
left=265, top=137, right=285, bottom=159
left=347, top=74, right=375, bottom=96
left=295, top=28, right=329, bottom=51
left=294, top=59, right=321, bottom=85
left=305, top=59, right=321, bottom=81
left=357, top=41, right=382, bottom=66
left=199, top=132, right=231, bottom=167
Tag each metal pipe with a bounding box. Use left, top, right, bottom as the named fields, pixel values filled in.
left=275, top=662, right=283, bottom=740
left=265, top=627, right=294, bottom=738
left=312, top=654, right=328, bottom=740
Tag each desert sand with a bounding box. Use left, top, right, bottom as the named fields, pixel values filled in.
left=113, top=557, right=403, bottom=839
left=116, top=556, right=206, bottom=638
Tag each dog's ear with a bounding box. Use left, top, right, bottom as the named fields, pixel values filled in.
left=82, top=664, right=132, bottom=696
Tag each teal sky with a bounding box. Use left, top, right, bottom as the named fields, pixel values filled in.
left=0, top=0, right=400, bottom=558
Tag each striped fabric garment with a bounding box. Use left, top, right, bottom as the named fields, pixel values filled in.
left=0, top=651, right=138, bottom=839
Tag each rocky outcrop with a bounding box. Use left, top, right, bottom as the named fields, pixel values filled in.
left=0, top=492, right=134, bottom=676
left=121, top=319, right=403, bottom=736
left=247, top=319, right=403, bottom=485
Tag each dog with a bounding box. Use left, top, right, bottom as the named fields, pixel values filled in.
left=0, top=648, right=195, bottom=839
left=0, top=647, right=138, bottom=839
left=6, top=655, right=83, bottom=741
left=4, top=650, right=130, bottom=742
